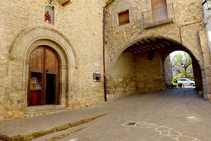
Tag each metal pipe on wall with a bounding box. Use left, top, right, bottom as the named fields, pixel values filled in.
left=103, top=0, right=115, bottom=102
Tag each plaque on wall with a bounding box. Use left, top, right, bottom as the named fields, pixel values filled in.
left=93, top=73, right=101, bottom=82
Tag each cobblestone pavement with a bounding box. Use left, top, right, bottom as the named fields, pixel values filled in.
left=59, top=88, right=211, bottom=141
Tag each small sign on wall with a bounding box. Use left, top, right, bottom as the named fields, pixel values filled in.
left=94, top=62, right=99, bottom=67
left=93, top=73, right=101, bottom=82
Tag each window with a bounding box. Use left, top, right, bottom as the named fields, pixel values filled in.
left=118, top=10, right=130, bottom=25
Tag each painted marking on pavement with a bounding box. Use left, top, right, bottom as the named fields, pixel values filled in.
left=122, top=121, right=201, bottom=141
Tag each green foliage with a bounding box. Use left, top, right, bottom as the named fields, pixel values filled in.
left=172, top=78, right=178, bottom=83
left=171, top=52, right=193, bottom=78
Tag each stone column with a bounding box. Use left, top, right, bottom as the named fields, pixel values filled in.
left=60, top=65, right=68, bottom=107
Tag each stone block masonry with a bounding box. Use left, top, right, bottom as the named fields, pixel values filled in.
left=134, top=51, right=166, bottom=93
left=0, top=0, right=110, bottom=122
left=105, top=0, right=211, bottom=100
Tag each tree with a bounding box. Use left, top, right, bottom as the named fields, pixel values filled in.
left=171, top=52, right=192, bottom=78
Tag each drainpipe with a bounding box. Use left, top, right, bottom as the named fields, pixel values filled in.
left=103, top=0, right=115, bottom=102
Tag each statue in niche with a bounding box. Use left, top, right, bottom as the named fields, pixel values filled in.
left=45, top=11, right=51, bottom=23
left=44, top=5, right=54, bottom=25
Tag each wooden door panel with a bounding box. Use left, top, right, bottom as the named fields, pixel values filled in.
left=45, top=48, right=59, bottom=74
left=159, top=0, right=166, bottom=7
left=159, top=0, right=167, bottom=20
left=29, top=47, right=44, bottom=72
left=151, top=0, right=158, bottom=9
left=151, top=0, right=167, bottom=22
left=45, top=48, right=60, bottom=105
left=29, top=72, right=42, bottom=105
left=30, top=90, right=41, bottom=105
left=28, top=46, right=60, bottom=106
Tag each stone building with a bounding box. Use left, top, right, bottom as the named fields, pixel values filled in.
left=105, top=0, right=211, bottom=100
left=0, top=0, right=108, bottom=122
left=0, top=0, right=211, bottom=122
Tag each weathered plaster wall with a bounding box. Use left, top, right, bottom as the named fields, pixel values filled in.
left=134, top=52, right=165, bottom=93
left=0, top=0, right=108, bottom=121
left=105, top=0, right=211, bottom=100
left=107, top=52, right=137, bottom=100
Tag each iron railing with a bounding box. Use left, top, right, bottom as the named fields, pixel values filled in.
left=142, top=4, right=175, bottom=28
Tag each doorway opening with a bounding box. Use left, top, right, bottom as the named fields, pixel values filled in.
left=28, top=46, right=60, bottom=106
left=46, top=74, right=56, bottom=104
left=151, top=0, right=167, bottom=22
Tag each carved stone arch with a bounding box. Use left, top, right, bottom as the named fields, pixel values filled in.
left=9, top=26, right=77, bottom=108
left=9, top=26, right=77, bottom=67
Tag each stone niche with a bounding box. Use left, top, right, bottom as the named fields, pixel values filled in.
left=44, top=5, right=54, bottom=25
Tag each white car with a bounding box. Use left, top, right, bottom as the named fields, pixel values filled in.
left=177, top=78, right=195, bottom=86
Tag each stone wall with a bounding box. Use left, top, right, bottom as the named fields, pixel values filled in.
left=107, top=52, right=137, bottom=100
left=164, top=55, right=173, bottom=84
left=105, top=0, right=205, bottom=68
left=105, top=0, right=211, bottom=100
left=0, top=0, right=108, bottom=122
left=134, top=51, right=165, bottom=93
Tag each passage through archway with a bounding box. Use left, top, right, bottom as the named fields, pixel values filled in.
left=106, top=37, right=203, bottom=100
left=28, top=46, right=60, bottom=106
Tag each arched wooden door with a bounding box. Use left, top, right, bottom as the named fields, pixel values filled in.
left=28, top=46, right=60, bottom=106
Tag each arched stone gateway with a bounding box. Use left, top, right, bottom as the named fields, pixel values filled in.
left=107, top=34, right=203, bottom=70
left=106, top=35, right=210, bottom=101
left=8, top=27, right=77, bottom=116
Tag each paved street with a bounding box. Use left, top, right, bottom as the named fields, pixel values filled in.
left=1, top=88, right=211, bottom=141
left=60, top=88, right=211, bottom=141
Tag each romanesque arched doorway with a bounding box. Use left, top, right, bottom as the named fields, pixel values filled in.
left=28, top=46, right=60, bottom=106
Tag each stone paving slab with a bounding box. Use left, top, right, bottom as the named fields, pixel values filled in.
left=0, top=102, right=112, bottom=140
left=1, top=88, right=211, bottom=141
left=59, top=88, right=211, bottom=141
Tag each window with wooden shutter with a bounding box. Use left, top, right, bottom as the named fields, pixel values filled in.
left=118, top=10, right=130, bottom=25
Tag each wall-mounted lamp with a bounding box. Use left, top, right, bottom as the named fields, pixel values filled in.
left=148, top=53, right=154, bottom=60
left=202, top=0, right=211, bottom=10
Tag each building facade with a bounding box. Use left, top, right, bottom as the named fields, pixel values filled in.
left=105, top=0, right=211, bottom=100
left=0, top=0, right=211, bottom=122
left=0, top=0, right=109, bottom=121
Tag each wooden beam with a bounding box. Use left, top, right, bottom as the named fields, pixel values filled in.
left=128, top=39, right=170, bottom=51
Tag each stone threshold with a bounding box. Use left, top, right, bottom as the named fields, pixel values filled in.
left=0, top=113, right=110, bottom=141
left=23, top=105, right=69, bottom=118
